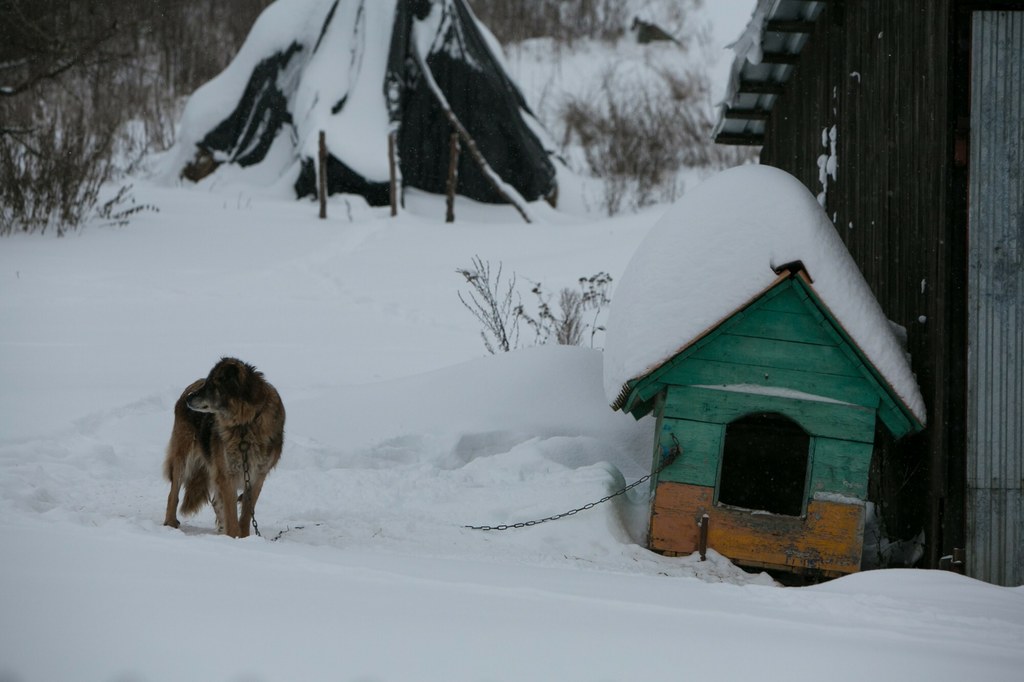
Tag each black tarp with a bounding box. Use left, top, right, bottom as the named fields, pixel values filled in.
left=196, top=42, right=303, bottom=169
left=384, top=0, right=556, bottom=204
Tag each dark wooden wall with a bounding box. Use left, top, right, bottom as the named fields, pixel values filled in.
left=758, top=0, right=965, bottom=567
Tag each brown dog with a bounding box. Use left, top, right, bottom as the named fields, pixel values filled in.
left=162, top=358, right=285, bottom=538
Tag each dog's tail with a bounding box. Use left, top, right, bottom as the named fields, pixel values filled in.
left=180, top=465, right=210, bottom=516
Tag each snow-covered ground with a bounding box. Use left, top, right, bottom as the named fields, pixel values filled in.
left=1, top=2, right=1021, bottom=679
left=2, top=179, right=1023, bottom=682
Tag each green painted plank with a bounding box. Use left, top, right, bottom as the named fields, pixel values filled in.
left=808, top=438, right=873, bottom=499
left=878, top=402, right=915, bottom=440
left=662, top=385, right=877, bottom=442
left=693, top=333, right=863, bottom=378
left=829, top=334, right=920, bottom=438
left=648, top=397, right=667, bottom=486
left=728, top=308, right=839, bottom=345
left=620, top=275, right=922, bottom=438
left=655, top=418, right=722, bottom=487
left=658, top=358, right=883, bottom=410
left=793, top=278, right=924, bottom=437
left=620, top=281, right=792, bottom=415
left=757, top=284, right=811, bottom=314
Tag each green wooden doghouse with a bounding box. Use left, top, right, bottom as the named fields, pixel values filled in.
left=612, top=264, right=925, bottom=579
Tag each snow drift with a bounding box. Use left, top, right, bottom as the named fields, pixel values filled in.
left=1, top=177, right=1021, bottom=682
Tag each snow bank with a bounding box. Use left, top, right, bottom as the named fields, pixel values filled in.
left=1, top=167, right=1020, bottom=682
left=603, top=164, right=926, bottom=423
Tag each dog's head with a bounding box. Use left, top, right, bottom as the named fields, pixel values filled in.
left=186, top=357, right=262, bottom=416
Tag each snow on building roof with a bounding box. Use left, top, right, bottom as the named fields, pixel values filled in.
left=713, top=0, right=826, bottom=145
left=602, top=164, right=926, bottom=425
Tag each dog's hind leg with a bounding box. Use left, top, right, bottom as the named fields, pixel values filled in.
left=163, top=457, right=183, bottom=529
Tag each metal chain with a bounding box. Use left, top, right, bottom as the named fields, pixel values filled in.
left=240, top=441, right=261, bottom=537
left=269, top=523, right=322, bottom=542
left=464, top=435, right=682, bottom=531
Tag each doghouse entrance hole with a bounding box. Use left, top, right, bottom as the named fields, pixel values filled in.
left=717, top=412, right=810, bottom=516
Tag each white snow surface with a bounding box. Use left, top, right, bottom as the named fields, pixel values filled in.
left=1, top=177, right=1019, bottom=681
left=602, top=164, right=927, bottom=424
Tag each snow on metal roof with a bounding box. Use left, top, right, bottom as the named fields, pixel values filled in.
left=713, top=0, right=827, bottom=145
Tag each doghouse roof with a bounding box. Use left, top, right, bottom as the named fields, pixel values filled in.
left=603, top=165, right=926, bottom=430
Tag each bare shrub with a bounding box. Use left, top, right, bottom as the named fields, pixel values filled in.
left=468, top=0, right=628, bottom=44
left=456, top=256, right=521, bottom=354
left=561, top=64, right=755, bottom=215
left=517, top=272, right=612, bottom=348
left=0, top=106, right=115, bottom=236
left=457, top=257, right=613, bottom=353
left=0, top=0, right=271, bottom=235
left=470, top=0, right=755, bottom=215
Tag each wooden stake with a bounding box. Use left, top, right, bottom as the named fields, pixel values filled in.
left=318, top=130, right=327, bottom=220
left=445, top=131, right=460, bottom=223
left=411, top=47, right=532, bottom=223
left=388, top=130, right=398, bottom=217
left=699, top=514, right=710, bottom=561
left=952, top=547, right=966, bottom=574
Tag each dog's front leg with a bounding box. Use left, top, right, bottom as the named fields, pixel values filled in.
left=238, top=474, right=266, bottom=539
left=212, top=464, right=242, bottom=538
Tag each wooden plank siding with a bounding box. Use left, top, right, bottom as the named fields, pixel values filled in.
left=662, top=386, right=876, bottom=443
left=756, top=0, right=961, bottom=566
left=623, top=276, right=920, bottom=438
left=655, top=388, right=876, bottom=499
left=656, top=417, right=722, bottom=488
left=650, top=482, right=866, bottom=576
left=631, top=279, right=895, bottom=413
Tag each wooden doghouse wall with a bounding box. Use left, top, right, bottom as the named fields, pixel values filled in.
left=648, top=385, right=874, bottom=576
left=637, top=280, right=891, bottom=576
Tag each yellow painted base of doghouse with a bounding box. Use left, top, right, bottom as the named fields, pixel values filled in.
left=649, top=481, right=865, bottom=577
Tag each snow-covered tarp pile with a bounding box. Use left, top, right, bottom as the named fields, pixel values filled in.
left=160, top=0, right=557, bottom=206
left=603, top=164, right=927, bottom=424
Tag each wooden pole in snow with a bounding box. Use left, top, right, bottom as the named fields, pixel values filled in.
left=411, top=47, right=533, bottom=224
left=318, top=130, right=327, bottom=220
left=699, top=513, right=710, bottom=561
left=445, top=131, right=460, bottom=223
left=388, top=130, right=399, bottom=217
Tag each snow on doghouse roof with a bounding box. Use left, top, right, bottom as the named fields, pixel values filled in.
left=603, top=164, right=926, bottom=424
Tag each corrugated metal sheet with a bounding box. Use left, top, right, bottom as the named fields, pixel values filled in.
left=968, top=11, right=1024, bottom=587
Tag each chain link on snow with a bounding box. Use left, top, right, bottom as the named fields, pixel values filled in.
left=464, top=434, right=682, bottom=531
